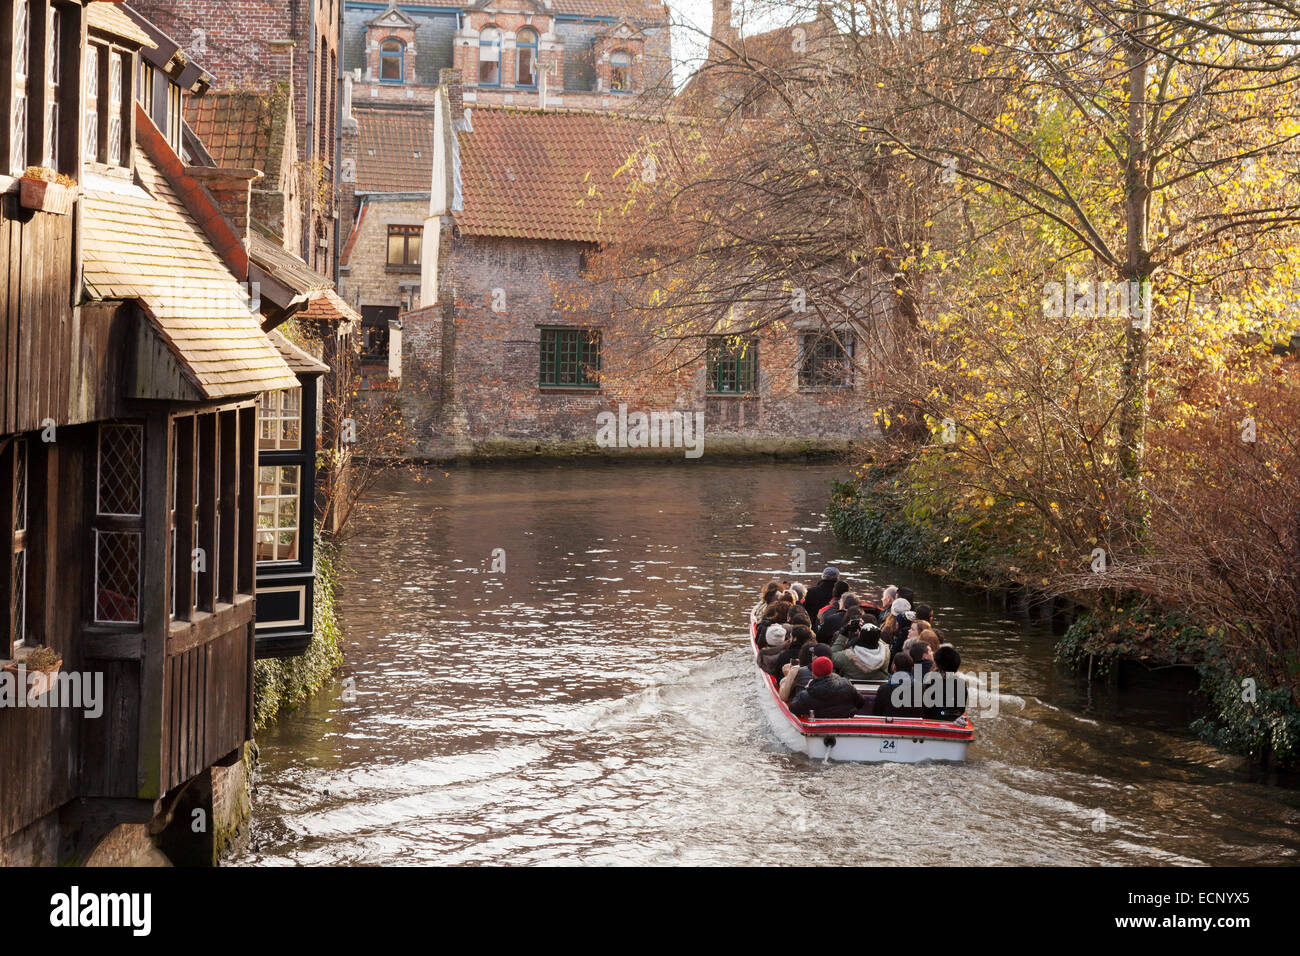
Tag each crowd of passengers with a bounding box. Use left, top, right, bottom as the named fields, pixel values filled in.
left=752, top=566, right=967, bottom=723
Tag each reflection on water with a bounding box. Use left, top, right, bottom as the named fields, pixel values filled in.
left=235, top=462, right=1300, bottom=866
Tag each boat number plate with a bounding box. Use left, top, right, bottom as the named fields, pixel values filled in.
left=880, top=740, right=896, bottom=753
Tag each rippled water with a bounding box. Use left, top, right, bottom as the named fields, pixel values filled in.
left=236, top=462, right=1300, bottom=866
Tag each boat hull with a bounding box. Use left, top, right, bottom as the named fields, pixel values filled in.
left=751, top=613, right=973, bottom=763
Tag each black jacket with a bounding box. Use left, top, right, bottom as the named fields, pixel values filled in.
left=872, top=672, right=924, bottom=718
left=789, top=674, right=865, bottom=720
left=922, top=671, right=967, bottom=722
left=803, top=579, right=836, bottom=618
left=817, top=607, right=849, bottom=643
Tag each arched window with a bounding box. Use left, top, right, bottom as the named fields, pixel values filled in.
left=380, top=38, right=404, bottom=83
left=516, top=27, right=538, bottom=87
left=479, top=26, right=501, bottom=86
left=610, top=50, right=631, bottom=92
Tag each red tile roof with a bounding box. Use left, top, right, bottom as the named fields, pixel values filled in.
left=299, top=288, right=362, bottom=329
left=186, top=86, right=291, bottom=189
left=354, top=107, right=436, bottom=193
left=454, top=107, right=660, bottom=242
left=550, top=0, right=667, bottom=19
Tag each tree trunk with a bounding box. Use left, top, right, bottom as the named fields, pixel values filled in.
left=1119, top=5, right=1151, bottom=483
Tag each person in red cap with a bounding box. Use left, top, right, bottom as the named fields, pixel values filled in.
left=787, top=655, right=865, bottom=719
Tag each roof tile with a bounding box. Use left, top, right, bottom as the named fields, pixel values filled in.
left=454, top=107, right=659, bottom=242
left=354, top=106, right=436, bottom=193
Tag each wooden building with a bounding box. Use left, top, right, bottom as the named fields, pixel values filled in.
left=0, top=0, right=327, bottom=865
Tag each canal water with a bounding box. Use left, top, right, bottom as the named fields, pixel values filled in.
left=236, top=462, right=1300, bottom=866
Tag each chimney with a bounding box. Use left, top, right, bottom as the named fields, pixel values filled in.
left=708, top=0, right=734, bottom=61
left=186, top=166, right=263, bottom=246
left=439, top=67, right=464, bottom=122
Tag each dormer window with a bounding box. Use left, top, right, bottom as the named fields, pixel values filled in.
left=479, top=26, right=501, bottom=86
left=379, top=37, right=404, bottom=83
left=516, top=27, right=537, bottom=87
left=84, top=40, right=134, bottom=170
left=610, top=50, right=632, bottom=92
left=4, top=0, right=78, bottom=178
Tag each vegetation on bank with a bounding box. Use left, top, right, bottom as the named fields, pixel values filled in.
left=830, top=468, right=1300, bottom=770
left=252, top=536, right=344, bottom=733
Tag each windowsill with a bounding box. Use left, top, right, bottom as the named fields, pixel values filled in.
left=84, top=160, right=132, bottom=181
left=797, top=385, right=855, bottom=392
left=1, top=644, right=61, bottom=666
left=386, top=263, right=421, bottom=273
left=538, top=385, right=601, bottom=393
left=706, top=391, right=758, bottom=398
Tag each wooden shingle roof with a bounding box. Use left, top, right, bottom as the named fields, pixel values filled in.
left=82, top=152, right=299, bottom=400
left=268, top=330, right=330, bottom=376
left=87, top=1, right=155, bottom=48
left=454, top=107, right=660, bottom=242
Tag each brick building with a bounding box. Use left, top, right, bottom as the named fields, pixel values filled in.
left=340, top=0, right=673, bottom=112
left=339, top=1, right=867, bottom=459
left=127, top=0, right=342, bottom=276
left=374, top=79, right=866, bottom=459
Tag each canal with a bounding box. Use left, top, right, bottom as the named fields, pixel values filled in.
left=236, top=462, right=1300, bottom=865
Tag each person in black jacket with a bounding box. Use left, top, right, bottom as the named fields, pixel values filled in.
left=872, top=652, right=924, bottom=717
left=817, top=593, right=860, bottom=643
left=922, top=644, right=967, bottom=722
left=788, top=656, right=865, bottom=719
left=802, top=567, right=839, bottom=619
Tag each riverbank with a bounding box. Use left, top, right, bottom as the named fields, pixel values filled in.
left=828, top=463, right=1300, bottom=770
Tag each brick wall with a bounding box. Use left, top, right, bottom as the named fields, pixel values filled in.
left=392, top=234, right=866, bottom=458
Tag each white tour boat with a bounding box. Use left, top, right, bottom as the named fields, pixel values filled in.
left=751, top=611, right=973, bottom=763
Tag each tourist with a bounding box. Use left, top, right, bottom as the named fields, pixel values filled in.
left=872, top=652, right=923, bottom=717
left=817, top=592, right=860, bottom=643
left=909, top=640, right=933, bottom=676
left=817, top=579, right=851, bottom=620
left=880, top=597, right=916, bottom=655
left=788, top=604, right=813, bottom=628
left=803, top=567, right=839, bottom=617
left=778, top=641, right=832, bottom=702
left=830, top=619, right=890, bottom=681
left=787, top=656, right=865, bottom=720
left=878, top=585, right=898, bottom=623
left=759, top=624, right=790, bottom=675
left=914, top=603, right=933, bottom=627
left=924, top=644, right=967, bottom=722
left=753, top=579, right=782, bottom=621
left=774, top=624, right=816, bottom=674
left=756, top=599, right=794, bottom=636
left=790, top=582, right=808, bottom=605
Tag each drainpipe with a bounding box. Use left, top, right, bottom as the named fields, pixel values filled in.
left=304, top=0, right=318, bottom=266
left=333, top=16, right=343, bottom=285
